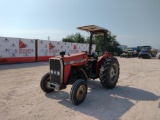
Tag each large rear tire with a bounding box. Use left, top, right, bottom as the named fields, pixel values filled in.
left=99, top=57, right=120, bottom=89
left=40, top=72, right=54, bottom=93
left=70, top=79, right=87, bottom=105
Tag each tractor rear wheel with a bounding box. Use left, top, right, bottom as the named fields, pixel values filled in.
left=70, top=79, right=87, bottom=105
left=40, top=72, right=54, bottom=93
left=99, top=57, right=119, bottom=89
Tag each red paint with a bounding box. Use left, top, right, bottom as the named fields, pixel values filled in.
left=62, top=52, right=88, bottom=83
left=0, top=57, right=36, bottom=64
left=63, top=65, right=71, bottom=84
left=63, top=52, right=88, bottom=64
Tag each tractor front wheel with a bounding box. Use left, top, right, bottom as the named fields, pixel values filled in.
left=40, top=72, right=54, bottom=93
left=70, top=79, right=87, bottom=105
left=99, top=57, right=120, bottom=89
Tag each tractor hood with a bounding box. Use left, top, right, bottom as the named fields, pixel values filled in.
left=50, top=52, right=89, bottom=66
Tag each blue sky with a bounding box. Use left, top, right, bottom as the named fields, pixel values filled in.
left=0, top=0, right=160, bottom=49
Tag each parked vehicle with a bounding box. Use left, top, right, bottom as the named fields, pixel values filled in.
left=138, top=46, right=152, bottom=59
left=120, top=51, right=134, bottom=58
left=158, top=53, right=160, bottom=59
left=151, top=48, right=158, bottom=57
left=139, top=50, right=152, bottom=59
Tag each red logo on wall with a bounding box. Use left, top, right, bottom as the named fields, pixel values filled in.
left=69, top=44, right=78, bottom=53
left=19, top=40, right=32, bottom=55
left=19, top=40, right=27, bottom=48
left=74, top=45, right=77, bottom=50
left=49, top=42, right=57, bottom=53
left=49, top=42, right=54, bottom=49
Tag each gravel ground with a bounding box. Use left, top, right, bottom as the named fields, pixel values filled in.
left=0, top=57, right=160, bottom=120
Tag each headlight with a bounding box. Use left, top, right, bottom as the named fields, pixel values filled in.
left=54, top=70, right=56, bottom=75
left=51, top=70, right=60, bottom=76
left=51, top=70, right=53, bottom=74
left=57, top=71, right=60, bottom=76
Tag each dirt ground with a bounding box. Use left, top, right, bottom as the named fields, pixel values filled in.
left=0, top=57, right=160, bottom=120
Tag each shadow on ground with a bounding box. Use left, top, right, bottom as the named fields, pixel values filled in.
left=0, top=62, right=49, bottom=70
left=45, top=80, right=159, bottom=120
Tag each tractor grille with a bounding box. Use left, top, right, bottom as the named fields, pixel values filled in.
left=50, top=59, right=62, bottom=84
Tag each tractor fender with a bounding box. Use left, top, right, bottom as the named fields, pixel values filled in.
left=96, top=52, right=113, bottom=76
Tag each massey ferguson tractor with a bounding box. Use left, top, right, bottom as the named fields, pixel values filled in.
left=40, top=25, right=120, bottom=105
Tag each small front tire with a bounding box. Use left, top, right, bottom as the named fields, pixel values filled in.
left=40, top=72, right=54, bottom=93
left=70, top=79, right=87, bottom=105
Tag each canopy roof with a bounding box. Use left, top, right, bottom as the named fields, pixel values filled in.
left=77, top=25, right=109, bottom=34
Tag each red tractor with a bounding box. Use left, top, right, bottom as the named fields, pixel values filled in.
left=40, top=25, right=120, bottom=105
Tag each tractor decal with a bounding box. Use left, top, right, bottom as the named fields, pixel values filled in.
left=64, top=59, right=86, bottom=65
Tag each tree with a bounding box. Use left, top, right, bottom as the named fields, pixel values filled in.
left=93, top=33, right=120, bottom=54
left=62, top=33, right=85, bottom=43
